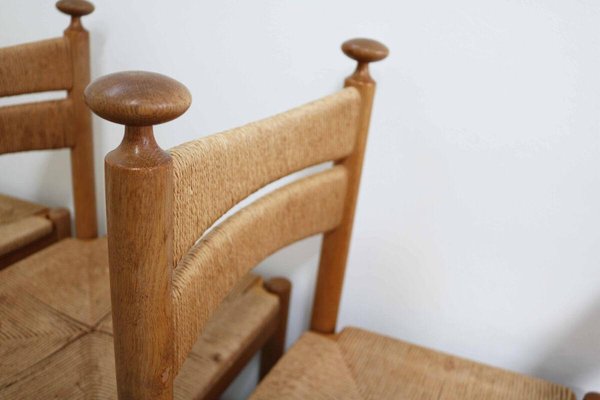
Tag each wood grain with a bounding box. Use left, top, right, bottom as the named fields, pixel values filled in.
left=260, top=278, right=292, bottom=379
left=64, top=10, right=98, bottom=239
left=311, top=38, right=388, bottom=334
left=90, top=71, right=192, bottom=399
left=105, top=126, right=175, bottom=400
left=84, top=71, right=191, bottom=126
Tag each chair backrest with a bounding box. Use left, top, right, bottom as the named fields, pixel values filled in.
left=86, top=38, right=388, bottom=400
left=0, top=0, right=97, bottom=238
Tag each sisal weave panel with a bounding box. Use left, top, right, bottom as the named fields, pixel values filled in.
left=4, top=238, right=110, bottom=326
left=0, top=194, right=47, bottom=225
left=251, top=328, right=575, bottom=400
left=172, top=166, right=348, bottom=369
left=0, top=99, right=75, bottom=154
left=170, top=88, right=360, bottom=265
left=0, top=216, right=52, bottom=256
left=1, top=273, right=279, bottom=399
left=0, top=37, right=72, bottom=97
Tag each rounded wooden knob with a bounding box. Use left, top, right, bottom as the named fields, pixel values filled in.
left=56, top=0, right=94, bottom=17
left=84, top=71, right=192, bottom=126
left=342, top=38, right=389, bottom=63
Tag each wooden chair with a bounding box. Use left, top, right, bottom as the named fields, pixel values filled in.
left=0, top=4, right=291, bottom=399
left=0, top=0, right=98, bottom=268
left=80, top=38, right=580, bottom=399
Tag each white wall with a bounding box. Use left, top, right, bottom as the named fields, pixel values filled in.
left=2, top=0, right=599, bottom=397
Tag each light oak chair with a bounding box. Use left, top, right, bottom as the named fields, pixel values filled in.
left=0, top=3, right=291, bottom=399
left=0, top=0, right=97, bottom=268
left=83, top=38, right=578, bottom=399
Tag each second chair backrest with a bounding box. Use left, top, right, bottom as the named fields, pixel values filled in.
left=0, top=0, right=97, bottom=238
left=85, top=38, right=388, bottom=399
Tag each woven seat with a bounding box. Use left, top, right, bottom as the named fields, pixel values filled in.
left=251, top=328, right=575, bottom=400
left=0, top=238, right=279, bottom=399
left=0, top=194, right=52, bottom=258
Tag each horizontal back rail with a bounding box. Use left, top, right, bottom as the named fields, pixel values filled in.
left=0, top=100, right=74, bottom=154
left=171, top=166, right=348, bottom=370
left=170, top=88, right=360, bottom=265
left=0, top=38, right=73, bottom=97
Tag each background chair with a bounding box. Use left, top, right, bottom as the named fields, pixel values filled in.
left=84, top=37, right=579, bottom=399
left=0, top=2, right=291, bottom=398
left=0, top=0, right=97, bottom=268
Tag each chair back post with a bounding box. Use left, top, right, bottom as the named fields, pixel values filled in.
left=57, top=0, right=98, bottom=238
left=311, top=38, right=388, bottom=334
left=85, top=71, right=191, bottom=400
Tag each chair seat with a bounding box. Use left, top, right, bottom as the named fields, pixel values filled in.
left=0, top=194, right=50, bottom=257
left=0, top=238, right=279, bottom=399
left=251, top=327, right=575, bottom=400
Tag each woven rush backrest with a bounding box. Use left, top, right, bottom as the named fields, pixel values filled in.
left=0, top=38, right=75, bottom=153
left=169, top=89, right=360, bottom=368
left=0, top=38, right=73, bottom=98
left=169, top=88, right=360, bottom=265
left=0, top=1, right=93, bottom=155
left=0, top=1, right=98, bottom=239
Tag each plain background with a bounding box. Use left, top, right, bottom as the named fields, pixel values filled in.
left=1, top=0, right=599, bottom=397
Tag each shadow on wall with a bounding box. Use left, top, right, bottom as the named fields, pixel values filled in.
left=532, top=294, right=600, bottom=395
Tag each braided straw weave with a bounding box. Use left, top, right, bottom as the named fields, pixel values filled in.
left=0, top=194, right=47, bottom=224
left=169, top=87, right=360, bottom=266
left=250, top=328, right=575, bottom=400
left=0, top=37, right=72, bottom=97
left=0, top=216, right=52, bottom=256
left=0, top=99, right=75, bottom=154
left=172, top=166, right=348, bottom=370
left=0, top=235, right=278, bottom=398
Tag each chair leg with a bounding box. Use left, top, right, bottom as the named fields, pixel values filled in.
left=259, top=277, right=292, bottom=379
left=48, top=208, right=72, bottom=240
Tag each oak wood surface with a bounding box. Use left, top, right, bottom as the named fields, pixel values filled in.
left=259, top=278, right=292, bottom=379
left=84, top=71, right=192, bottom=126
left=105, top=126, right=176, bottom=400
left=90, top=71, right=192, bottom=400
left=64, top=9, right=98, bottom=239
left=56, top=0, right=94, bottom=17
left=311, top=38, right=388, bottom=334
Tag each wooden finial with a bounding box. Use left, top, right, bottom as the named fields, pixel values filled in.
left=342, top=38, right=389, bottom=83
left=56, top=0, right=94, bottom=30
left=84, top=71, right=192, bottom=127
left=56, top=0, right=94, bottom=17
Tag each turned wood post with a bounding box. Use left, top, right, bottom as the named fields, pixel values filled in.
left=85, top=71, right=191, bottom=400
left=57, top=0, right=98, bottom=238
left=260, top=277, right=292, bottom=379
left=311, top=38, right=389, bottom=334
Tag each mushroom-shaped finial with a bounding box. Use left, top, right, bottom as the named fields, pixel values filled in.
left=342, top=38, right=389, bottom=64
left=342, top=38, right=388, bottom=83
left=84, top=71, right=192, bottom=126
left=56, top=0, right=95, bottom=17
